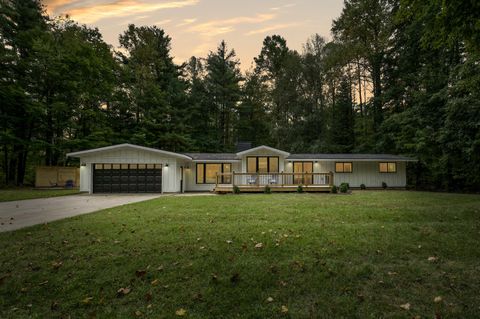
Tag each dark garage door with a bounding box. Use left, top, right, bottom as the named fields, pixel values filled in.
left=93, top=164, right=162, bottom=193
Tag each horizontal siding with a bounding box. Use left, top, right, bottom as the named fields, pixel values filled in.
left=285, top=160, right=406, bottom=187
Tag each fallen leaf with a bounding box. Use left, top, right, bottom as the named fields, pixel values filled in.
left=145, top=292, right=153, bottom=301
left=50, top=301, right=59, bottom=310
left=226, top=240, right=233, bottom=244
left=230, top=273, right=240, bottom=284
left=387, top=271, right=398, bottom=276
left=135, top=310, right=143, bottom=317
left=117, top=287, right=131, bottom=297
left=399, top=303, right=411, bottom=310
left=82, top=297, right=93, bottom=304
left=255, top=243, right=264, bottom=249
left=428, top=256, right=438, bottom=262
left=281, top=305, right=288, bottom=313
left=51, top=261, right=63, bottom=270
left=434, top=296, right=443, bottom=303
left=266, top=297, right=274, bottom=303
left=151, top=279, right=159, bottom=286
left=175, top=308, right=187, bottom=316
left=211, top=273, right=218, bottom=282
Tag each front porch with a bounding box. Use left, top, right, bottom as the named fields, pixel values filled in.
left=214, top=172, right=334, bottom=193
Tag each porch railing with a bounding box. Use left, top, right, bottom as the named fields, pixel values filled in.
left=215, top=171, right=333, bottom=188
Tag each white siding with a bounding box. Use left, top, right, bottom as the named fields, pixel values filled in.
left=78, top=148, right=180, bottom=193
left=284, top=160, right=406, bottom=188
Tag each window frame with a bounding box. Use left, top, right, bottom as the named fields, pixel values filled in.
left=196, top=163, right=232, bottom=184
left=379, top=162, right=397, bottom=173
left=335, top=162, right=353, bottom=173
left=246, top=156, right=280, bottom=173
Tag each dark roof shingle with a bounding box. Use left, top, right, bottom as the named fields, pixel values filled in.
left=287, top=154, right=416, bottom=161
left=183, top=153, right=240, bottom=161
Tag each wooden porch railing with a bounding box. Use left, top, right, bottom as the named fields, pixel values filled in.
left=215, top=171, right=334, bottom=188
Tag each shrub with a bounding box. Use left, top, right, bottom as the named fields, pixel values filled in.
left=331, top=185, right=338, bottom=193
left=339, top=183, right=348, bottom=193
left=382, top=182, right=387, bottom=189
left=296, top=185, right=304, bottom=193
left=264, top=185, right=271, bottom=194
left=360, top=183, right=366, bottom=190
left=233, top=185, right=241, bottom=194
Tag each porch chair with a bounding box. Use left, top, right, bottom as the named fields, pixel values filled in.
left=247, top=176, right=257, bottom=185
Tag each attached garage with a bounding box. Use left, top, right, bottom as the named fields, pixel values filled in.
left=92, top=163, right=162, bottom=193
left=67, top=144, right=192, bottom=194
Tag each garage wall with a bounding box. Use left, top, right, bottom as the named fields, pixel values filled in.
left=78, top=148, right=180, bottom=193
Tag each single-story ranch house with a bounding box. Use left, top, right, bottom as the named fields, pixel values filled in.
left=67, top=144, right=416, bottom=193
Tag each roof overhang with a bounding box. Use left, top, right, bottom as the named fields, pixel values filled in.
left=285, top=158, right=417, bottom=162
left=236, top=145, right=290, bottom=157
left=66, top=143, right=192, bottom=160
left=191, top=160, right=241, bottom=163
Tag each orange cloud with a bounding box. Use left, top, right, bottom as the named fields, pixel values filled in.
left=43, top=0, right=72, bottom=13
left=185, top=13, right=276, bottom=36
left=245, top=22, right=303, bottom=36
left=51, top=0, right=199, bottom=24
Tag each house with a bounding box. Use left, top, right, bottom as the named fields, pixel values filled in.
left=66, top=143, right=416, bottom=193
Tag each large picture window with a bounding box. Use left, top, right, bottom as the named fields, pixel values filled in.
left=379, top=162, right=396, bottom=173
left=335, top=162, right=353, bottom=173
left=247, top=156, right=279, bottom=173
left=196, top=163, right=231, bottom=184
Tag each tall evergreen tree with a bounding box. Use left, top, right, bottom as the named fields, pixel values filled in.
left=118, top=25, right=191, bottom=151
left=204, top=41, right=242, bottom=151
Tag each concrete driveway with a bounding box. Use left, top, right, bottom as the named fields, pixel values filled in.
left=0, top=194, right=161, bottom=232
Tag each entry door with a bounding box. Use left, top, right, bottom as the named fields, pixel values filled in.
left=293, top=162, right=313, bottom=185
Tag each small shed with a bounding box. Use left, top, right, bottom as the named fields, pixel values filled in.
left=35, top=166, right=80, bottom=188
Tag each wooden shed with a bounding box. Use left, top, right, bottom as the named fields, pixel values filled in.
left=35, top=166, right=80, bottom=188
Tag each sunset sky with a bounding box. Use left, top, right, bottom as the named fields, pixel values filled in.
left=44, top=0, right=344, bottom=69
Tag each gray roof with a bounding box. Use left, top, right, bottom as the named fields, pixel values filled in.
left=287, top=153, right=416, bottom=161
left=183, top=153, right=240, bottom=161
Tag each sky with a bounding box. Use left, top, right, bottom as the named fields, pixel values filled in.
left=44, top=0, right=344, bottom=70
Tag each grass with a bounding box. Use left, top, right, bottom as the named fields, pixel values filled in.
left=0, top=189, right=80, bottom=202
left=0, top=191, right=479, bottom=318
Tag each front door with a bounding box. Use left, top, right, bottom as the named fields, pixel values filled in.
left=293, top=162, right=313, bottom=185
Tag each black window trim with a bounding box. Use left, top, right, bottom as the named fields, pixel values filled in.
left=335, top=162, right=353, bottom=173
left=246, top=156, right=280, bottom=173
left=196, top=163, right=232, bottom=184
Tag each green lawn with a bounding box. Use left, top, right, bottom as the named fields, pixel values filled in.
left=1, top=191, right=479, bottom=318
left=0, top=189, right=80, bottom=202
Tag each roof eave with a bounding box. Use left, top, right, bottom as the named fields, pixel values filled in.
left=66, top=143, right=192, bottom=160
left=236, top=145, right=290, bottom=157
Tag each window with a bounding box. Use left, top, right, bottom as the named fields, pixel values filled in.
left=335, top=162, right=353, bottom=173
left=205, top=164, right=221, bottom=184
left=379, top=162, right=397, bottom=173
left=246, top=157, right=279, bottom=173
left=196, top=163, right=232, bottom=184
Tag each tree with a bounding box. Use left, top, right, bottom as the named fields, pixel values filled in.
left=204, top=40, right=242, bottom=151
left=118, top=25, right=191, bottom=151
left=332, top=0, right=395, bottom=131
